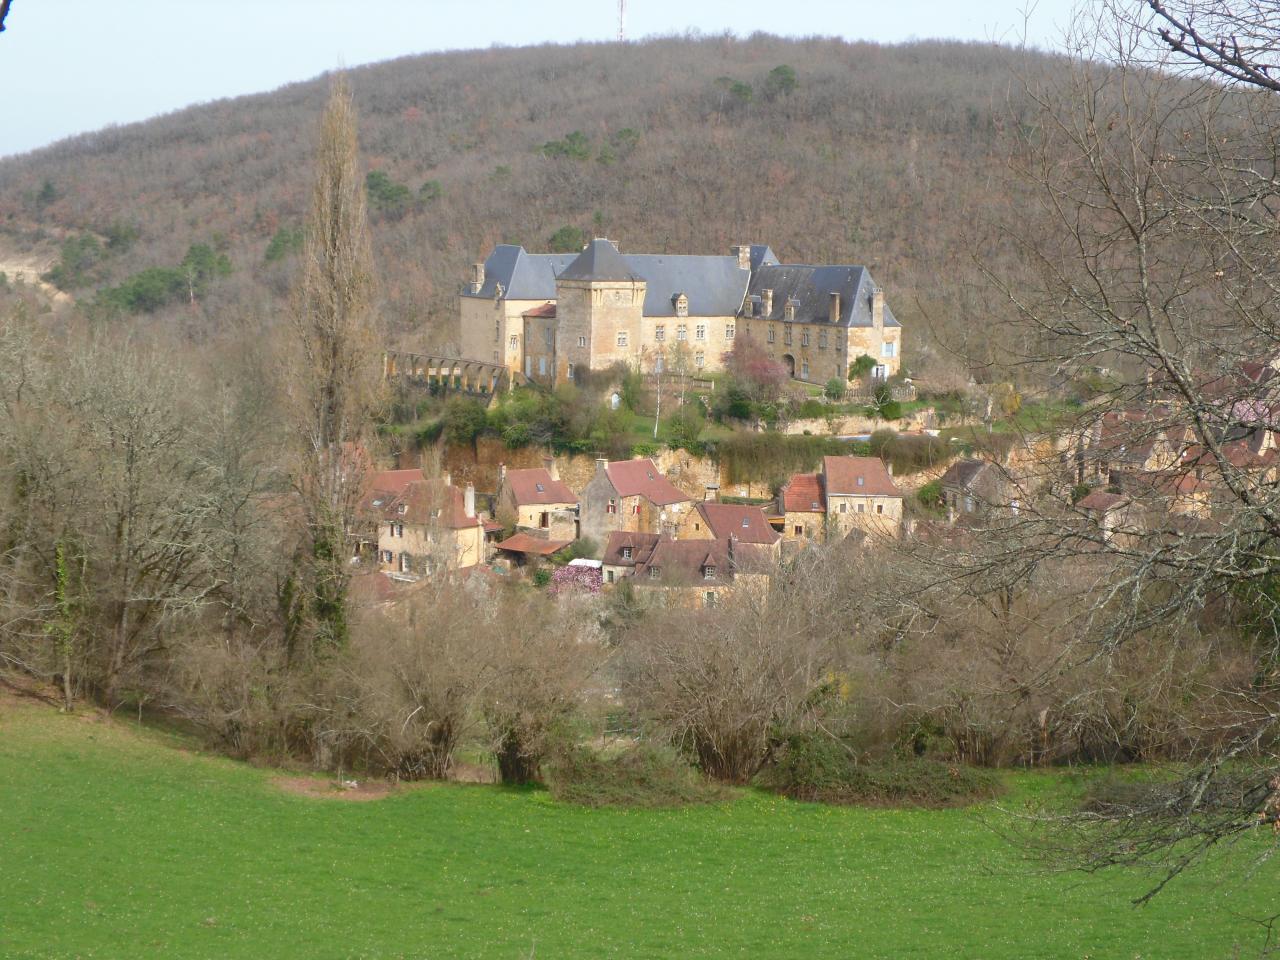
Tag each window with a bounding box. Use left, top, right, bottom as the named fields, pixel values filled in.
left=703, top=565, right=716, bottom=580
left=784, top=328, right=793, bottom=346
left=794, top=524, right=803, bottom=536
left=818, top=331, right=827, bottom=349
left=380, top=549, right=393, bottom=564
left=649, top=567, right=661, bottom=580
left=725, top=322, right=735, bottom=340
left=741, top=517, right=750, bottom=528
left=882, top=341, right=896, bottom=357
left=856, top=476, right=865, bottom=487
left=622, top=546, right=632, bottom=560
left=801, top=329, right=810, bottom=347
left=655, top=324, right=665, bottom=341
left=509, top=335, right=518, bottom=350
left=525, top=357, right=532, bottom=377
left=873, top=364, right=888, bottom=379
left=632, top=502, right=640, bottom=515
left=399, top=552, right=410, bottom=573
left=801, top=360, right=809, bottom=379
left=578, top=336, right=587, bottom=348
left=398, top=504, right=407, bottom=515
left=567, top=362, right=575, bottom=379
left=677, top=324, right=688, bottom=341
left=654, top=356, right=665, bottom=374
left=607, top=498, right=618, bottom=515
left=696, top=324, right=706, bottom=341
left=616, top=331, right=628, bottom=347
left=964, top=495, right=975, bottom=513
left=540, top=511, right=549, bottom=528
left=538, top=357, right=547, bottom=376
left=493, top=351, right=499, bottom=363
left=767, top=326, right=775, bottom=343
left=606, top=569, right=615, bottom=583
left=695, top=352, right=705, bottom=368
left=876, top=504, right=884, bottom=514
left=544, top=328, right=554, bottom=348
left=675, top=294, right=689, bottom=318
left=704, top=591, right=717, bottom=607
left=839, top=503, right=847, bottom=514
left=495, top=319, right=500, bottom=342
left=857, top=503, right=865, bottom=513
left=535, top=482, right=545, bottom=492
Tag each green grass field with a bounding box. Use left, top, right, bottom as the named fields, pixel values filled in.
left=1, top=700, right=1273, bottom=959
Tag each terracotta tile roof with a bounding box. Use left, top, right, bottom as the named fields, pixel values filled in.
left=362, top=469, right=426, bottom=511
left=502, top=467, right=578, bottom=506
left=695, top=502, right=779, bottom=545
left=822, top=456, right=902, bottom=498
left=383, top=480, right=480, bottom=530
left=1078, top=491, right=1128, bottom=512
left=483, top=520, right=505, bottom=534
left=522, top=301, right=557, bottom=318
left=605, top=458, right=691, bottom=506
left=495, top=533, right=571, bottom=556
left=602, top=531, right=664, bottom=567
left=780, top=473, right=825, bottom=513
left=635, top=538, right=734, bottom=586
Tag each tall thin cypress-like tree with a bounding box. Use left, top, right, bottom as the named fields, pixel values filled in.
left=286, top=75, right=382, bottom=656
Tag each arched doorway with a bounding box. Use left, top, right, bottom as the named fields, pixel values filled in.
left=782, top=353, right=796, bottom=378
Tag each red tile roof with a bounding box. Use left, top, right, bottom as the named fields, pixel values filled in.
left=495, top=533, right=571, bottom=556
left=522, top=302, right=557, bottom=318
left=780, top=473, right=825, bottom=513
left=822, top=456, right=902, bottom=498
left=606, top=458, right=691, bottom=506
left=602, top=531, right=664, bottom=567
left=695, top=502, right=779, bottom=545
left=502, top=467, right=578, bottom=506
left=635, top=538, right=734, bottom=586
left=362, top=469, right=427, bottom=512
left=383, top=479, right=480, bottom=530
left=1078, top=491, right=1128, bottom=512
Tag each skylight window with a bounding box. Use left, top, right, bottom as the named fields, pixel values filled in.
left=536, top=483, right=544, bottom=492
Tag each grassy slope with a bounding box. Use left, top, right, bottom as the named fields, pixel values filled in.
left=1, top=702, right=1271, bottom=960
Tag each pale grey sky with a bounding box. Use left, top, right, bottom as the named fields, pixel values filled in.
left=0, top=0, right=1082, bottom=158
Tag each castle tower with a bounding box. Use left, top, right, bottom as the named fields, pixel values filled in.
left=554, top=238, right=645, bottom=380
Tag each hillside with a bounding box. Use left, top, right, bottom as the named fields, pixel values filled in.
left=0, top=35, right=1055, bottom=369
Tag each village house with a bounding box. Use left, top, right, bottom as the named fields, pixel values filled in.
left=631, top=537, right=771, bottom=609
left=458, top=238, right=902, bottom=387
left=939, top=459, right=1017, bottom=524
left=494, top=459, right=579, bottom=541
left=580, top=457, right=692, bottom=547
left=675, top=501, right=781, bottom=557
left=364, top=469, right=485, bottom=577
left=600, top=530, right=663, bottom=585
left=776, top=456, right=904, bottom=542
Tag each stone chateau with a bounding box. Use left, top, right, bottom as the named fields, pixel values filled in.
left=459, top=239, right=902, bottom=386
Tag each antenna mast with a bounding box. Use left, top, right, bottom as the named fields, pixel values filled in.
left=618, top=0, right=626, bottom=41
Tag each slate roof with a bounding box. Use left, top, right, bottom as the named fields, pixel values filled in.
left=780, top=473, right=825, bottom=513
left=694, top=502, right=780, bottom=545
left=623, top=253, right=749, bottom=318
left=745, top=264, right=899, bottom=328
left=940, top=459, right=1002, bottom=491
left=462, top=244, right=577, bottom=300
left=605, top=458, right=691, bottom=506
left=602, top=531, right=663, bottom=567
left=557, top=238, right=644, bottom=282
left=635, top=538, right=735, bottom=586
left=502, top=467, right=578, bottom=507
left=822, top=456, right=902, bottom=498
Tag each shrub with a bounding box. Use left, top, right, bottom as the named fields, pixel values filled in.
left=548, top=225, right=586, bottom=252
left=717, top=432, right=867, bottom=487
left=760, top=734, right=1002, bottom=807
left=849, top=354, right=876, bottom=381
left=531, top=567, right=552, bottom=588
left=916, top=478, right=943, bottom=508
left=541, top=131, right=592, bottom=160
left=365, top=170, right=415, bottom=221
left=442, top=397, right=489, bottom=449
left=264, top=225, right=304, bottom=263
left=545, top=743, right=728, bottom=808
left=866, top=430, right=949, bottom=475
left=823, top=377, right=846, bottom=401
left=795, top=398, right=826, bottom=419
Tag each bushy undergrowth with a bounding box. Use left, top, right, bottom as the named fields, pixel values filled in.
left=759, top=734, right=1003, bottom=807
left=1079, top=771, right=1266, bottom=817
left=716, top=432, right=870, bottom=486
left=545, top=743, right=728, bottom=808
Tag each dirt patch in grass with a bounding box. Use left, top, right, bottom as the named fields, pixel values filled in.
left=273, top=776, right=402, bottom=802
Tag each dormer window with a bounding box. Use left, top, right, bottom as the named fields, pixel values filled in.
left=622, top=546, right=632, bottom=560
left=649, top=566, right=661, bottom=580
left=703, top=565, right=716, bottom=580
left=674, top=293, right=689, bottom=318
left=617, top=331, right=629, bottom=347
left=785, top=298, right=798, bottom=321
left=741, top=517, right=750, bottom=528
left=856, top=476, right=865, bottom=486
left=398, top=504, right=408, bottom=515
left=536, top=482, right=545, bottom=492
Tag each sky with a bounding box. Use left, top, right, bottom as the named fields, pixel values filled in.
left=0, top=0, right=1082, bottom=158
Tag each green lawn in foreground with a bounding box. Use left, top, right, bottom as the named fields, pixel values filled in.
left=0, top=702, right=1272, bottom=960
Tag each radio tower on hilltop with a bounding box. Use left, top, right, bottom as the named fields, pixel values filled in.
left=618, top=0, right=627, bottom=41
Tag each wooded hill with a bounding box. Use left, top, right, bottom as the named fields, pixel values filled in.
left=0, top=34, right=1060, bottom=373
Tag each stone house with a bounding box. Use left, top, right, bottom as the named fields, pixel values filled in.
left=939, top=459, right=1016, bottom=524
left=366, top=470, right=485, bottom=577
left=1077, top=490, right=1138, bottom=546
left=495, top=460, right=579, bottom=541
left=675, top=501, right=781, bottom=557
left=631, top=537, right=771, bottom=609
left=458, top=238, right=902, bottom=387
left=600, top=530, right=663, bottom=585
left=580, top=457, right=692, bottom=548
left=776, top=456, right=904, bottom=542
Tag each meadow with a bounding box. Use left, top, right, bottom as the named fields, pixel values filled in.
left=1, top=699, right=1272, bottom=960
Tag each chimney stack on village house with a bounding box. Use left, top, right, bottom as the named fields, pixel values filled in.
left=469, top=262, right=485, bottom=294
left=762, top=289, right=773, bottom=317
left=733, top=245, right=751, bottom=271
left=872, top=289, right=885, bottom=330
left=829, top=292, right=842, bottom=325
left=543, top=456, right=559, bottom=481
left=498, top=463, right=507, bottom=485
left=464, top=484, right=476, bottom=519
left=595, top=457, right=608, bottom=474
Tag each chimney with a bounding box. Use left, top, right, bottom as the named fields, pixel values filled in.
left=442, top=470, right=452, bottom=488
left=498, top=462, right=507, bottom=485
left=464, top=483, right=476, bottom=519
left=762, top=288, right=773, bottom=317
left=543, top=456, right=559, bottom=482
left=872, top=289, right=885, bottom=329
left=886, top=461, right=894, bottom=477
left=829, top=292, right=842, bottom=324
left=732, top=244, right=751, bottom=271
left=469, top=262, right=485, bottom=294
left=595, top=457, right=609, bottom=474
